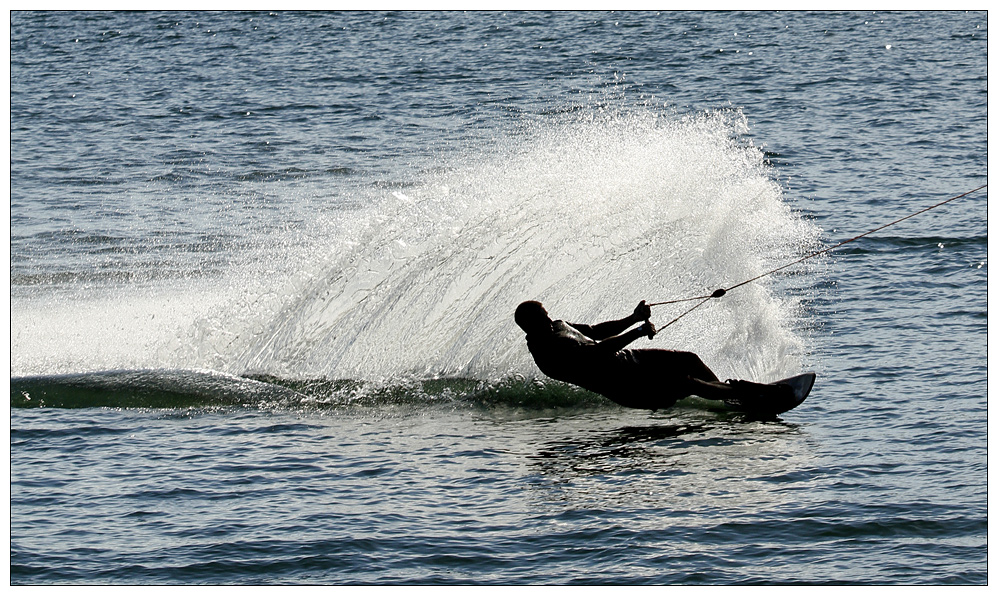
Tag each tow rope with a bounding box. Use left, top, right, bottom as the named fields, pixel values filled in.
left=649, top=184, right=987, bottom=332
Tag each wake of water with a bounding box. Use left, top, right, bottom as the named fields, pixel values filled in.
left=11, top=105, right=822, bottom=386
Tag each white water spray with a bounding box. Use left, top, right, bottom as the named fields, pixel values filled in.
left=11, top=106, right=822, bottom=385
left=209, top=107, right=820, bottom=383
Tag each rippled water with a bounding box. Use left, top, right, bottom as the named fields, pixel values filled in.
left=10, top=11, right=987, bottom=584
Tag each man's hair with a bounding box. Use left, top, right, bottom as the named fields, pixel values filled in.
left=515, top=300, right=548, bottom=332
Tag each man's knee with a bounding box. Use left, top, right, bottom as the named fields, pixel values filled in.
left=675, top=351, right=706, bottom=368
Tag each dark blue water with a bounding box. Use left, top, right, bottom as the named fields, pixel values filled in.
left=10, top=11, right=987, bottom=584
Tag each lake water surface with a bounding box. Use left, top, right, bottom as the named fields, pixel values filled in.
left=10, top=11, right=987, bottom=584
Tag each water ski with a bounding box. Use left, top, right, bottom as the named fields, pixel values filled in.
left=722, top=372, right=816, bottom=416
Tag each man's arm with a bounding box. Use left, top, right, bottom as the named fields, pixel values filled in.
left=592, top=321, right=657, bottom=355
left=571, top=301, right=652, bottom=340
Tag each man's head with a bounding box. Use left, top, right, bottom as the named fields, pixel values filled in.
left=515, top=300, right=552, bottom=334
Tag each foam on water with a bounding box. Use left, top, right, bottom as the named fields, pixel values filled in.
left=11, top=105, right=823, bottom=385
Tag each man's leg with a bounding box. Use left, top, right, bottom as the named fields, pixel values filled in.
left=629, top=349, right=722, bottom=398
left=626, top=349, right=789, bottom=406
left=687, top=377, right=737, bottom=401
left=638, top=349, right=790, bottom=402
left=688, top=377, right=793, bottom=402
left=677, top=351, right=721, bottom=383
left=648, top=351, right=793, bottom=401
